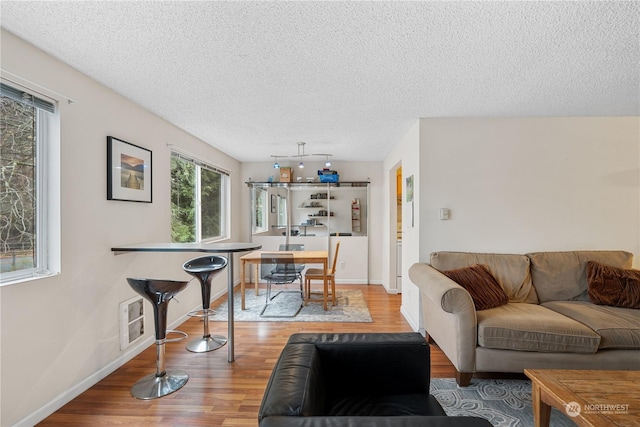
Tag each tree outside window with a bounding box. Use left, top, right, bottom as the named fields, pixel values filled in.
left=0, top=82, right=56, bottom=283
left=171, top=153, right=226, bottom=243
left=0, top=96, right=36, bottom=273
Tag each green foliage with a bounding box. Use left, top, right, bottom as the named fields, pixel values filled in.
left=170, top=157, right=195, bottom=242
left=170, top=156, right=223, bottom=243
left=200, top=168, right=221, bottom=239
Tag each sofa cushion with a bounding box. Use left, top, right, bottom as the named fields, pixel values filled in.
left=289, top=333, right=431, bottom=397
left=587, top=262, right=640, bottom=309
left=328, top=394, right=446, bottom=417
left=441, top=264, right=509, bottom=311
left=431, top=252, right=537, bottom=303
left=260, top=415, right=494, bottom=427
left=542, top=301, right=640, bottom=349
left=526, top=251, right=633, bottom=303
left=477, top=303, right=601, bottom=353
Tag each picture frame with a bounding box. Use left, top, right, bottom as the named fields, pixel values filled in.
left=271, top=194, right=277, bottom=213
left=107, top=136, right=152, bottom=203
left=405, top=175, right=414, bottom=203
left=405, top=175, right=414, bottom=227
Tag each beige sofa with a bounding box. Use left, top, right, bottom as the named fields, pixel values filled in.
left=409, top=251, right=640, bottom=386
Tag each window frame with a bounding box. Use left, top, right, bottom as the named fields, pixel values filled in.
left=253, top=187, right=268, bottom=234
left=170, top=151, right=229, bottom=243
left=277, top=194, right=287, bottom=228
left=1, top=80, right=60, bottom=286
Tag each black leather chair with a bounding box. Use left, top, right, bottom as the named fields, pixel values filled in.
left=258, top=333, right=492, bottom=427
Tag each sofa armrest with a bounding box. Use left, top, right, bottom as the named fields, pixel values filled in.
left=409, top=263, right=478, bottom=374
left=258, top=343, right=326, bottom=422
left=260, top=415, right=493, bottom=427
left=287, top=333, right=431, bottom=397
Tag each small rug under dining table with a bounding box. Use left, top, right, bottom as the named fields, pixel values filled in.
left=209, top=287, right=373, bottom=322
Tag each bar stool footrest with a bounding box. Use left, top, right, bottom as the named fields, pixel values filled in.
left=187, top=309, right=217, bottom=318
left=165, top=329, right=188, bottom=343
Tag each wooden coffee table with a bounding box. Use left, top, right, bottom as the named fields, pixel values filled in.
left=524, top=369, right=640, bottom=427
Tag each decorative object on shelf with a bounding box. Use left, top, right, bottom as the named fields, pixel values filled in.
left=318, top=168, right=339, bottom=183
left=310, top=192, right=332, bottom=200
left=279, top=167, right=292, bottom=182
left=352, top=198, right=361, bottom=232
left=107, top=136, right=152, bottom=203
left=269, top=142, right=332, bottom=170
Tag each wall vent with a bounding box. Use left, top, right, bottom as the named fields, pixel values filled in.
left=119, top=296, right=144, bottom=350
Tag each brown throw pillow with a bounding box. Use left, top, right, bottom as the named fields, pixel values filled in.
left=587, top=261, right=640, bottom=309
left=442, top=264, right=509, bottom=310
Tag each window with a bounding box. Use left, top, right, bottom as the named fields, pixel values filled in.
left=277, top=195, right=287, bottom=227
left=1, top=82, right=57, bottom=284
left=170, top=152, right=228, bottom=243
left=253, top=187, right=268, bottom=233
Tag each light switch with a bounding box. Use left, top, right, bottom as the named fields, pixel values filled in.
left=440, top=208, right=450, bottom=220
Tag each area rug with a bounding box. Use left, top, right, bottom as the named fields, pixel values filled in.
left=431, top=378, right=575, bottom=427
left=209, top=288, right=373, bottom=322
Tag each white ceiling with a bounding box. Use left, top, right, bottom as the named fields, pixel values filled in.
left=1, top=1, right=638, bottom=162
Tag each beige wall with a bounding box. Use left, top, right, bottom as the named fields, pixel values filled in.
left=1, top=30, right=243, bottom=425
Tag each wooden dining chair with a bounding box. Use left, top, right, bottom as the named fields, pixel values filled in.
left=304, top=241, right=340, bottom=307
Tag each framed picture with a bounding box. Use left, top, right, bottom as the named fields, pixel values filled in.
left=405, top=175, right=414, bottom=227
left=271, top=194, right=277, bottom=213
left=107, top=136, right=152, bottom=203
left=405, top=175, right=414, bottom=203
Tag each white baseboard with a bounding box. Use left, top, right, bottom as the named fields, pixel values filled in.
left=17, top=287, right=226, bottom=427
left=400, top=304, right=419, bottom=332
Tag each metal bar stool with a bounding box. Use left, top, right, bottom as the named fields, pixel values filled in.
left=126, top=278, right=190, bottom=399
left=182, top=255, right=228, bottom=352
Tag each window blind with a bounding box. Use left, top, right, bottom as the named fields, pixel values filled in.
left=1, top=82, right=55, bottom=113
left=171, top=151, right=229, bottom=176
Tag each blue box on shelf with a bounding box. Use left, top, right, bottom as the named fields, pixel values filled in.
left=318, top=169, right=339, bottom=183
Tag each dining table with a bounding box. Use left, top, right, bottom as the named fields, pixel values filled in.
left=111, top=241, right=261, bottom=362
left=239, top=250, right=329, bottom=310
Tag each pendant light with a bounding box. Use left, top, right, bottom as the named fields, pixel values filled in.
left=297, top=142, right=305, bottom=168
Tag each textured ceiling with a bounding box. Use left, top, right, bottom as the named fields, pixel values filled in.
left=1, top=1, right=639, bottom=162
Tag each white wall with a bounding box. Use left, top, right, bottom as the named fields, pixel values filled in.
left=395, top=117, right=640, bottom=324
left=382, top=121, right=421, bottom=330
left=0, top=30, right=244, bottom=426
left=418, top=117, right=640, bottom=258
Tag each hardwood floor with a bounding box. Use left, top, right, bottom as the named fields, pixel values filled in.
left=38, top=284, right=456, bottom=426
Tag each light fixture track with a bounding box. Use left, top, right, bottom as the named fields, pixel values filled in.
left=270, top=142, right=333, bottom=169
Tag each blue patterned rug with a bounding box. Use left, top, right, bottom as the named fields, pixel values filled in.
left=209, top=288, right=373, bottom=322
left=431, top=378, right=575, bottom=427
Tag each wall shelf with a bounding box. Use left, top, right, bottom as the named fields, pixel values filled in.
left=247, top=180, right=370, bottom=284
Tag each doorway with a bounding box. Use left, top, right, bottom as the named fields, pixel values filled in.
left=395, top=166, right=402, bottom=292
left=388, top=162, right=403, bottom=293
